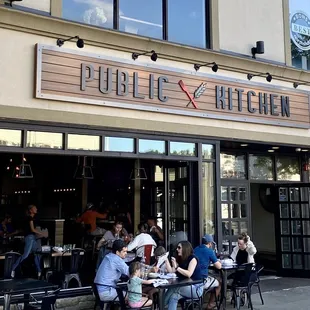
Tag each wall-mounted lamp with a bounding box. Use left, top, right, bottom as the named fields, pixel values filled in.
left=251, top=41, right=265, bottom=59
left=132, top=50, right=158, bottom=62
left=247, top=72, right=272, bottom=83
left=293, top=82, right=310, bottom=89
left=194, top=62, right=218, bottom=72
left=57, top=36, right=84, bottom=48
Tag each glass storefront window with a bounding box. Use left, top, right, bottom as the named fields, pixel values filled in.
left=276, top=156, right=301, bottom=181
left=289, top=0, right=310, bottom=70
left=16, top=0, right=50, bottom=13
left=170, top=142, right=196, bottom=156
left=0, top=129, right=22, bottom=147
left=202, top=144, right=214, bottom=159
left=119, top=0, right=162, bottom=39
left=68, top=134, right=100, bottom=151
left=139, top=139, right=165, bottom=154
left=105, top=137, right=134, bottom=152
left=27, top=131, right=63, bottom=149
left=249, top=155, right=274, bottom=180
left=168, top=0, right=207, bottom=48
left=63, top=0, right=114, bottom=29
left=220, top=153, right=246, bottom=179
left=202, top=162, right=215, bottom=235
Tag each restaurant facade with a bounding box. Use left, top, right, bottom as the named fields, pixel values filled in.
left=0, top=0, right=310, bottom=277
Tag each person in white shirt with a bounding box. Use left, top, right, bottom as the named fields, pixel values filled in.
left=127, top=223, right=157, bottom=259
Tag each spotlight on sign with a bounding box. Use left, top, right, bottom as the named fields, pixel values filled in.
left=57, top=36, right=84, bottom=48
left=194, top=62, right=218, bottom=72
left=132, top=50, right=158, bottom=62
left=247, top=72, right=272, bottom=83
left=251, top=41, right=265, bottom=59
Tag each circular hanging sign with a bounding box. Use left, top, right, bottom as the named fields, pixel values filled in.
left=290, top=11, right=310, bottom=51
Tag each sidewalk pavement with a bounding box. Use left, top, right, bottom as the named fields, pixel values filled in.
left=227, top=276, right=310, bottom=310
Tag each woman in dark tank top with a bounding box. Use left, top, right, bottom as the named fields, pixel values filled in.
left=164, top=241, right=203, bottom=310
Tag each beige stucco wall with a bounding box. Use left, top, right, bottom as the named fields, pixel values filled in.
left=218, top=0, right=286, bottom=63
left=0, top=27, right=309, bottom=146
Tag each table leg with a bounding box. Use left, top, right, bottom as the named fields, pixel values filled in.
left=24, top=293, right=30, bottom=309
left=158, top=288, right=165, bottom=310
left=222, top=270, right=228, bottom=310
left=3, top=293, right=11, bottom=310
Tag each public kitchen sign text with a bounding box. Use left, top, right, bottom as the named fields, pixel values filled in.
left=81, top=63, right=290, bottom=118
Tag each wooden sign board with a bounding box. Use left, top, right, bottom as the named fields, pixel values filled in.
left=36, top=45, right=310, bottom=129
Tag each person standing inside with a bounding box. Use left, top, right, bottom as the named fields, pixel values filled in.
left=11, top=205, right=45, bottom=278
left=147, top=217, right=164, bottom=246
left=194, top=234, right=222, bottom=310
left=76, top=202, right=108, bottom=236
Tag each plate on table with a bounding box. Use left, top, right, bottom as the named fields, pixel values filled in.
left=148, top=273, right=160, bottom=278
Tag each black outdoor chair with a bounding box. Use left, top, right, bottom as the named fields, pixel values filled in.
left=26, top=288, right=61, bottom=310
left=3, top=251, right=21, bottom=279
left=230, top=263, right=255, bottom=310
left=61, top=248, right=85, bottom=288
left=250, top=265, right=264, bottom=305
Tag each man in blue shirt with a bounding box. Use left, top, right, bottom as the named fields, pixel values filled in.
left=94, top=239, right=129, bottom=301
left=194, top=234, right=222, bottom=310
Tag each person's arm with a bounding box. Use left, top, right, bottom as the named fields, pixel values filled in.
left=127, top=235, right=139, bottom=252
left=142, top=279, right=156, bottom=285
left=95, top=211, right=108, bottom=220
left=210, top=250, right=222, bottom=269
left=230, top=246, right=238, bottom=262
left=168, top=257, right=177, bottom=273
left=97, top=236, right=106, bottom=249
left=119, top=261, right=129, bottom=276
left=246, top=241, right=257, bottom=256
left=164, top=258, right=173, bottom=273
left=154, top=226, right=164, bottom=241
left=176, top=257, right=197, bottom=278
left=29, top=220, right=43, bottom=235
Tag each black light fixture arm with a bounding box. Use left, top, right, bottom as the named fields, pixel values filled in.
left=293, top=81, right=310, bottom=89
left=132, top=50, right=155, bottom=60
left=194, top=61, right=218, bottom=72
left=57, top=35, right=80, bottom=47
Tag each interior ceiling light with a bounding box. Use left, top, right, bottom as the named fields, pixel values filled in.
left=293, top=82, right=310, bottom=89
left=251, top=41, right=265, bottom=59
left=247, top=72, right=272, bottom=83
left=56, top=36, right=84, bottom=48
left=240, top=144, right=248, bottom=147
left=295, top=148, right=302, bottom=152
left=132, top=50, right=158, bottom=62
left=272, top=146, right=280, bottom=150
left=194, top=62, right=218, bottom=72
left=301, top=149, right=309, bottom=152
left=267, top=149, right=275, bottom=153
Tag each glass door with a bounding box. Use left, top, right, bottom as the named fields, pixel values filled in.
left=220, top=181, right=250, bottom=254
left=144, top=162, right=190, bottom=252
left=275, top=185, right=310, bottom=277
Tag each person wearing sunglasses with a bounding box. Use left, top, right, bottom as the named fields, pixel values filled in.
left=164, top=241, right=203, bottom=310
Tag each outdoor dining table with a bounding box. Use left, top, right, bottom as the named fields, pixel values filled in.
left=156, top=277, right=203, bottom=310
left=209, top=263, right=239, bottom=310
left=0, top=278, right=57, bottom=310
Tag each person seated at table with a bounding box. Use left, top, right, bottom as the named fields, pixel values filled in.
left=11, top=205, right=45, bottom=279
left=96, top=221, right=129, bottom=270
left=230, top=233, right=257, bottom=265
left=0, top=214, right=19, bottom=239
left=76, top=202, right=108, bottom=236
left=194, top=234, right=222, bottom=310
left=94, top=239, right=130, bottom=302
left=127, top=261, right=156, bottom=308
left=164, top=241, right=203, bottom=310
left=147, top=216, right=164, bottom=246
left=127, top=223, right=157, bottom=260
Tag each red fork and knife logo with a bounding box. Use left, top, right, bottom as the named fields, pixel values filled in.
left=178, top=80, right=207, bottom=109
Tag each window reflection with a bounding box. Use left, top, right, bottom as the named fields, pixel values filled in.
left=202, top=162, right=215, bottom=235
left=220, top=153, right=246, bottom=179
left=16, top=0, right=50, bottom=13
left=170, top=142, right=196, bottom=156
left=168, top=0, right=207, bottom=48
left=249, top=155, right=273, bottom=180
left=27, top=131, right=63, bottom=149
left=63, top=0, right=114, bottom=29
left=119, top=0, right=162, bottom=39
left=202, top=144, right=214, bottom=159
left=105, top=137, right=134, bottom=152
left=0, top=129, right=22, bottom=147
left=139, top=139, right=165, bottom=154
left=277, top=156, right=300, bottom=181
left=68, top=134, right=100, bottom=151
